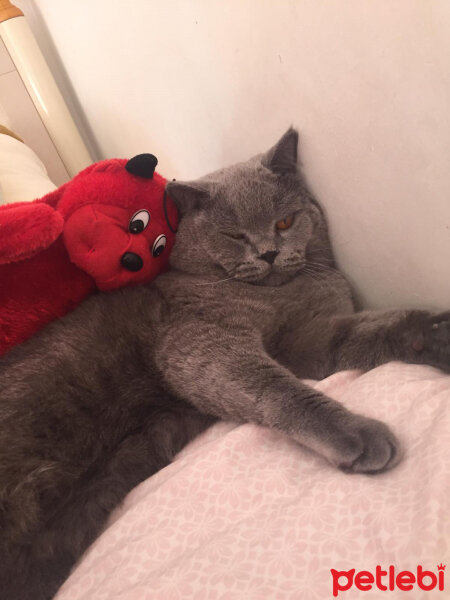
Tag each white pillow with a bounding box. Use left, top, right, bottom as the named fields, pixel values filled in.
left=0, top=133, right=56, bottom=205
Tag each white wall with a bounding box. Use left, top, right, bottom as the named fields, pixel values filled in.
left=16, top=0, right=450, bottom=310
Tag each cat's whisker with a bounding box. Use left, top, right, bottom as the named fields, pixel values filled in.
left=309, top=254, right=378, bottom=271
left=304, top=263, right=328, bottom=277
left=306, top=261, right=339, bottom=276
left=195, top=275, right=237, bottom=286
left=303, top=268, right=324, bottom=282
left=306, top=260, right=334, bottom=269
left=302, top=267, right=319, bottom=282
left=302, top=267, right=330, bottom=292
left=306, top=252, right=335, bottom=264
left=236, top=266, right=258, bottom=275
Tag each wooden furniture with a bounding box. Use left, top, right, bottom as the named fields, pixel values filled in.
left=0, top=0, right=93, bottom=184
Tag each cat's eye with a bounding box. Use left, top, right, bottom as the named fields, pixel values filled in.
left=129, top=210, right=150, bottom=234
left=152, top=234, right=167, bottom=257
left=276, top=214, right=295, bottom=231
left=222, top=232, right=246, bottom=241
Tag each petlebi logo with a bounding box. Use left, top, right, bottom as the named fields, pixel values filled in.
left=330, top=564, right=445, bottom=597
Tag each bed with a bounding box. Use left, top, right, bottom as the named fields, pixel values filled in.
left=1, top=3, right=449, bottom=599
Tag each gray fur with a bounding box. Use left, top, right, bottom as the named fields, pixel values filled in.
left=0, top=128, right=449, bottom=599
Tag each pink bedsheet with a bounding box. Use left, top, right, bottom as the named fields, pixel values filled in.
left=56, top=362, right=450, bottom=599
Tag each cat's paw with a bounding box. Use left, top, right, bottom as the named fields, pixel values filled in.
left=409, top=311, right=450, bottom=373
left=328, top=415, right=401, bottom=475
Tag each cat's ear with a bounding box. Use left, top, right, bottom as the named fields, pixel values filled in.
left=262, top=127, right=299, bottom=174
left=166, top=180, right=210, bottom=215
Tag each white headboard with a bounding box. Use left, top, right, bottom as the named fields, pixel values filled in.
left=0, top=0, right=92, bottom=185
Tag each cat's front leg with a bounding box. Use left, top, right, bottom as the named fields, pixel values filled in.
left=156, top=322, right=400, bottom=474
left=329, top=310, right=450, bottom=374
left=274, top=309, right=450, bottom=378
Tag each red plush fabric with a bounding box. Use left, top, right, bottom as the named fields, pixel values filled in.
left=0, top=238, right=95, bottom=355
left=0, top=202, right=63, bottom=264
left=0, top=156, right=178, bottom=356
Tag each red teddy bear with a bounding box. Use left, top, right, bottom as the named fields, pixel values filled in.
left=0, top=153, right=178, bottom=356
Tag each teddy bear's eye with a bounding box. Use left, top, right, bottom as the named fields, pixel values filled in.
left=129, top=210, right=150, bottom=234
left=152, top=234, right=167, bottom=257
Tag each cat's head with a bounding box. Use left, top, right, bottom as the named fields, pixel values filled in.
left=167, top=128, right=333, bottom=286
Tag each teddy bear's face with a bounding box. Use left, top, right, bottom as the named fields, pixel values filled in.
left=61, top=159, right=178, bottom=291
left=63, top=203, right=174, bottom=290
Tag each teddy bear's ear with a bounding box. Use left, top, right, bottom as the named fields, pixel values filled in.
left=125, top=154, right=158, bottom=179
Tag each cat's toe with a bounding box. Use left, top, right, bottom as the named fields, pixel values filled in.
left=338, top=417, right=401, bottom=475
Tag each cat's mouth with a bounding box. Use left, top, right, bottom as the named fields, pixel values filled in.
left=232, top=259, right=306, bottom=285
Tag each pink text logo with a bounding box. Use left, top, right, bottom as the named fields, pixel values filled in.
left=330, top=564, right=445, bottom=597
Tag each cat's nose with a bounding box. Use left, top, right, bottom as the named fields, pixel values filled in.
left=259, top=250, right=279, bottom=264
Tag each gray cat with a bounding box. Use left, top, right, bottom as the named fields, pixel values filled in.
left=0, top=129, right=449, bottom=600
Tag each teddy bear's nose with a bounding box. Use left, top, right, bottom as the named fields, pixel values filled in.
left=121, top=252, right=143, bottom=272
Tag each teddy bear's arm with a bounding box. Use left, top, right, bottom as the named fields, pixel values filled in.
left=0, top=202, right=64, bottom=264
